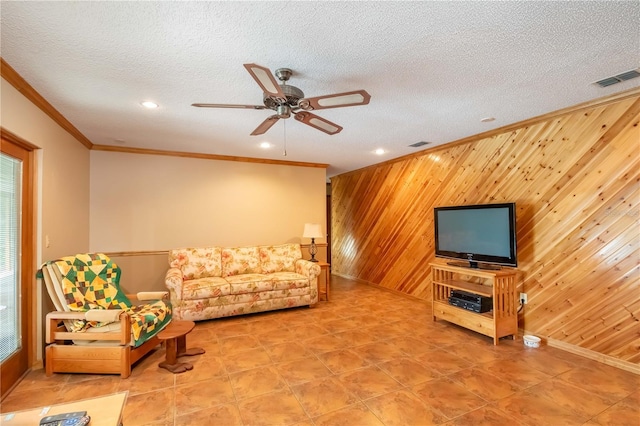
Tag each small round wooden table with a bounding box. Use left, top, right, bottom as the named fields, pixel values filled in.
left=157, top=320, right=205, bottom=374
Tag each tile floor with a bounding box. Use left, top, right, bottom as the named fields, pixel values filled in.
left=2, top=275, right=638, bottom=425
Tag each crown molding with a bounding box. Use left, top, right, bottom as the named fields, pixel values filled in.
left=1, top=57, right=94, bottom=149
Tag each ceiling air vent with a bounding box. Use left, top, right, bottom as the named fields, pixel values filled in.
left=409, top=141, right=430, bottom=148
left=594, top=68, right=640, bottom=88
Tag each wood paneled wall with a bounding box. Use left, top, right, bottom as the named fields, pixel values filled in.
left=331, top=91, right=640, bottom=366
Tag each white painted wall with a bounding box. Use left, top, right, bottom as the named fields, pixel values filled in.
left=90, top=151, right=327, bottom=251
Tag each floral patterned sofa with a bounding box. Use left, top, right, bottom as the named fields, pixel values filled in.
left=165, top=243, right=321, bottom=321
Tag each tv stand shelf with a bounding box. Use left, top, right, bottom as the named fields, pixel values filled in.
left=430, top=262, right=518, bottom=345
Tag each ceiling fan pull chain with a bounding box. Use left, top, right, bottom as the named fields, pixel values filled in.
left=283, top=119, right=287, bottom=157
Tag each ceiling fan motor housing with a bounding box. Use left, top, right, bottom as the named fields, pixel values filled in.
left=263, top=84, right=305, bottom=109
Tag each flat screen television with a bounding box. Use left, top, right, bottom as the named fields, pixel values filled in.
left=434, top=202, right=517, bottom=269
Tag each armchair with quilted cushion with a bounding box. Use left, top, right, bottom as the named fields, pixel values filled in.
left=39, top=253, right=172, bottom=378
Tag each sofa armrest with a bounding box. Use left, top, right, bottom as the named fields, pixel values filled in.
left=165, top=267, right=184, bottom=301
left=46, top=310, right=131, bottom=345
left=295, top=259, right=321, bottom=279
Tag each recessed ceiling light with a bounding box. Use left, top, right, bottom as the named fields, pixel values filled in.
left=480, top=117, right=495, bottom=123
left=259, top=142, right=272, bottom=149
left=374, top=148, right=386, bottom=155
left=141, top=101, right=158, bottom=109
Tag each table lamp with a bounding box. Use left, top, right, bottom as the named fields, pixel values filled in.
left=302, top=223, right=323, bottom=262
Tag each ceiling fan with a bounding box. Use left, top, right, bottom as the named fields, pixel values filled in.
left=192, top=63, right=371, bottom=136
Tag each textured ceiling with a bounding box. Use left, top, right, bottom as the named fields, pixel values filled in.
left=1, top=1, right=639, bottom=177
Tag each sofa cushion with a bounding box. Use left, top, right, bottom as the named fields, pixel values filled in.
left=259, top=244, right=301, bottom=274
left=182, top=276, right=230, bottom=299
left=267, top=272, right=310, bottom=290
left=225, top=274, right=273, bottom=294
left=222, top=247, right=261, bottom=277
left=169, top=247, right=222, bottom=280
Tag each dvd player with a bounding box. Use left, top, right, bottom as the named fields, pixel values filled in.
left=448, top=290, right=492, bottom=313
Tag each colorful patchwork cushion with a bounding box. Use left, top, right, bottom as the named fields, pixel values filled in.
left=45, top=253, right=171, bottom=346
left=54, top=253, right=131, bottom=311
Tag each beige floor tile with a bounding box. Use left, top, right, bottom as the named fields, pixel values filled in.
left=316, top=348, right=370, bottom=374
left=5, top=277, right=636, bottom=426
left=291, top=376, right=359, bottom=418
left=365, top=389, right=449, bottom=425
left=475, top=359, right=552, bottom=389
left=333, top=329, right=382, bottom=347
left=8, top=368, right=69, bottom=391
left=411, top=377, right=487, bottom=419
left=174, top=354, right=226, bottom=385
left=322, top=316, right=368, bottom=333
left=0, top=384, right=65, bottom=413
left=222, top=347, right=273, bottom=373
left=440, top=342, right=506, bottom=365
left=117, top=367, right=175, bottom=396
left=219, top=334, right=262, bottom=356
left=255, top=327, right=300, bottom=346
left=448, top=367, right=520, bottom=401
left=414, top=348, right=473, bottom=375
left=276, top=356, right=333, bottom=386
left=264, top=341, right=314, bottom=363
left=229, top=365, right=288, bottom=400
left=387, top=336, right=437, bottom=357
left=448, top=405, right=525, bottom=426
left=237, top=388, right=309, bottom=426
left=122, top=388, right=175, bottom=425
left=313, top=402, right=385, bottom=426
left=174, top=375, right=235, bottom=415
left=351, top=341, right=408, bottom=364
left=556, top=364, right=640, bottom=404
left=526, top=377, right=614, bottom=418
left=57, top=376, right=121, bottom=403
left=174, top=403, right=243, bottom=426
left=586, top=390, right=640, bottom=426
left=494, top=389, right=588, bottom=426
left=378, top=357, right=440, bottom=387
left=516, top=347, right=581, bottom=376
left=338, top=365, right=403, bottom=400
left=302, top=334, right=350, bottom=355
left=211, top=321, right=253, bottom=339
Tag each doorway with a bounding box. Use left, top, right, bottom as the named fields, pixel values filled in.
left=0, top=134, right=35, bottom=399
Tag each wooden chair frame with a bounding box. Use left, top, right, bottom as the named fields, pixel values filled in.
left=41, top=261, right=168, bottom=379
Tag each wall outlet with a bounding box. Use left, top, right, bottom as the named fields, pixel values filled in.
left=520, top=292, right=528, bottom=304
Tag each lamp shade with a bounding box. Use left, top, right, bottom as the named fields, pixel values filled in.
left=302, top=223, right=323, bottom=239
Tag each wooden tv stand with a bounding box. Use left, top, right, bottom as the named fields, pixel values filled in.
left=430, top=262, right=518, bottom=345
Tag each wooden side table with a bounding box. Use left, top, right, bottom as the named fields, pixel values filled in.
left=157, top=320, right=205, bottom=373
left=317, top=261, right=330, bottom=301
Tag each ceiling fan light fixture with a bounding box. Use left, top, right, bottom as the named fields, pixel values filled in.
left=277, top=105, right=291, bottom=118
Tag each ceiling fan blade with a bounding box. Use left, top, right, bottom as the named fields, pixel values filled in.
left=294, top=111, right=343, bottom=135
left=251, top=115, right=280, bottom=136
left=192, top=103, right=268, bottom=109
left=298, top=90, right=371, bottom=111
left=243, top=63, right=286, bottom=101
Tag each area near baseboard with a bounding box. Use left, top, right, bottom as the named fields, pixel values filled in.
left=335, top=272, right=638, bottom=375
left=533, top=332, right=640, bottom=375
left=332, top=272, right=430, bottom=303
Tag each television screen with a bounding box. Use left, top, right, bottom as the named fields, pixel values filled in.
left=434, top=202, right=517, bottom=269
